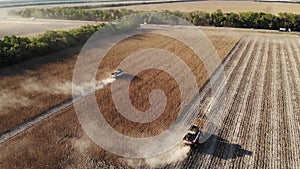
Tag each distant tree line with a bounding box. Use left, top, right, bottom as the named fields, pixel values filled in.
left=9, top=8, right=135, bottom=21
left=176, top=10, right=300, bottom=31
left=9, top=8, right=300, bottom=31
left=2, top=0, right=185, bottom=9
left=0, top=24, right=104, bottom=65
left=56, top=0, right=188, bottom=10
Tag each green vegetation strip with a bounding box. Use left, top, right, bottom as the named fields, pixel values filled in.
left=1, top=0, right=185, bottom=8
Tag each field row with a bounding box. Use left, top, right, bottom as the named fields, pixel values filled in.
left=161, top=34, right=300, bottom=168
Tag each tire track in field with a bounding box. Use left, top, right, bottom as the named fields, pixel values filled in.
left=184, top=36, right=257, bottom=169
left=200, top=36, right=255, bottom=168
left=277, top=39, right=291, bottom=169
left=175, top=35, right=300, bottom=169
left=212, top=36, right=258, bottom=168
left=173, top=38, right=241, bottom=168
left=168, top=36, right=253, bottom=169
left=268, top=37, right=279, bottom=169
left=235, top=37, right=269, bottom=169
left=173, top=35, right=299, bottom=169
left=288, top=38, right=300, bottom=131
left=252, top=36, right=272, bottom=168
left=280, top=38, right=299, bottom=168
left=222, top=36, right=263, bottom=169
left=209, top=37, right=251, bottom=125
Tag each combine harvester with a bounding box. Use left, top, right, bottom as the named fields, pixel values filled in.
left=111, top=68, right=125, bottom=78
left=183, top=124, right=202, bottom=146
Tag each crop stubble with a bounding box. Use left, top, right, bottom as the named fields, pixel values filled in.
left=175, top=34, right=300, bottom=169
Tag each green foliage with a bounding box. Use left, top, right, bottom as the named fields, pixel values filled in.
left=177, top=10, right=300, bottom=31
left=8, top=8, right=135, bottom=21
left=163, top=10, right=299, bottom=31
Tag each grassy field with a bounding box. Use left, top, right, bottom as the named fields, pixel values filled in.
left=100, top=1, right=300, bottom=14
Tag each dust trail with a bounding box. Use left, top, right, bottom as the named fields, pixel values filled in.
left=145, top=144, right=191, bottom=168
left=0, top=77, right=116, bottom=144
left=0, top=90, right=31, bottom=113
left=21, top=79, right=73, bottom=95
left=21, top=77, right=116, bottom=96
left=126, top=144, right=191, bottom=168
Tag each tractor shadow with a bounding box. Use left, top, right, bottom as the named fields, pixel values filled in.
left=191, top=134, right=252, bottom=160
left=116, top=73, right=142, bottom=82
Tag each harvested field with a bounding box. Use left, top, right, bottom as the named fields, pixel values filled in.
left=101, top=1, right=300, bottom=14
left=171, top=34, right=300, bottom=168
left=2, top=28, right=299, bottom=168
left=0, top=18, right=100, bottom=38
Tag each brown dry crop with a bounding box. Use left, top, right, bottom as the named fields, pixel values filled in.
left=0, top=27, right=243, bottom=168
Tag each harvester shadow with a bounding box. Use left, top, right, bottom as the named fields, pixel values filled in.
left=116, top=73, right=142, bottom=82
left=191, top=134, right=252, bottom=160
left=128, top=34, right=148, bottom=40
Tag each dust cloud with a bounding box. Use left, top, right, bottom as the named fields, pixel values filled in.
left=144, top=144, right=191, bottom=168
left=126, top=144, right=191, bottom=168
left=0, top=90, right=31, bottom=113
left=21, top=77, right=116, bottom=96
left=21, top=78, right=73, bottom=95
left=0, top=77, right=115, bottom=112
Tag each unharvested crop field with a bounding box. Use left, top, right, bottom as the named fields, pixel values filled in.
left=0, top=27, right=239, bottom=168
left=0, top=27, right=239, bottom=135
left=1, top=27, right=299, bottom=168
left=0, top=18, right=100, bottom=38
left=101, top=1, right=300, bottom=14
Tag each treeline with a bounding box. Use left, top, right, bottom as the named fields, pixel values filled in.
left=9, top=8, right=135, bottom=21
left=9, top=8, right=300, bottom=31
left=2, top=0, right=184, bottom=9
left=0, top=24, right=105, bottom=65
left=175, top=10, right=300, bottom=31
left=58, top=0, right=187, bottom=10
